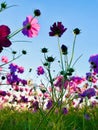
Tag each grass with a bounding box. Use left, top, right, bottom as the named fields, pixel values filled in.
left=0, top=105, right=98, bottom=130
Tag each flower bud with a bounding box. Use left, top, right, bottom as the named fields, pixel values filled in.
left=46, top=56, right=55, bottom=62
left=1, top=2, right=7, bottom=9
left=22, top=50, right=27, bottom=55
left=73, top=28, right=80, bottom=35
left=34, top=9, right=41, bottom=16
left=41, top=48, right=48, bottom=53
left=61, top=44, right=68, bottom=55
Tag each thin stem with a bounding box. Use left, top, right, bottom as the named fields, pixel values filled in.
left=47, top=66, right=54, bottom=101
left=8, top=28, right=24, bottom=39
left=69, top=34, right=76, bottom=67
left=0, top=54, right=23, bottom=67
left=72, top=54, right=83, bottom=67
left=64, top=54, right=68, bottom=71
left=57, top=37, right=64, bottom=71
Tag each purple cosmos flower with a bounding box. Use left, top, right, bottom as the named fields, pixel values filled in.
left=20, top=79, right=27, bottom=86
left=21, top=96, right=28, bottom=103
left=32, top=101, right=39, bottom=112
left=46, top=100, right=53, bottom=109
left=49, top=22, right=67, bottom=37
left=89, top=54, right=98, bottom=73
left=37, top=66, right=45, bottom=75
left=0, top=90, right=6, bottom=96
left=9, top=63, right=18, bottom=73
left=80, top=88, right=96, bottom=99
left=86, top=72, right=97, bottom=83
left=62, top=107, right=68, bottom=115
left=84, top=113, right=90, bottom=120
left=6, top=73, right=19, bottom=84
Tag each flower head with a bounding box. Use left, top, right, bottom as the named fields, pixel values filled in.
left=37, top=66, right=45, bottom=75
left=22, top=16, right=40, bottom=38
left=86, top=72, right=97, bottom=83
left=1, top=56, right=8, bottom=63
left=70, top=76, right=85, bottom=85
left=46, top=100, right=53, bottom=109
left=0, top=25, right=11, bottom=52
left=80, top=88, right=96, bottom=99
left=54, top=75, right=64, bottom=89
left=84, top=113, right=90, bottom=120
left=62, top=107, right=68, bottom=115
left=49, top=22, right=67, bottom=37
left=0, top=25, right=10, bottom=37
left=89, top=54, right=98, bottom=73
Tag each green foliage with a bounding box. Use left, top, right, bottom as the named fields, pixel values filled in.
left=0, top=106, right=98, bottom=130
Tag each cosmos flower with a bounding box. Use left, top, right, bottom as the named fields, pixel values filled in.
left=54, top=75, right=64, bottom=89
left=0, top=25, right=11, bottom=52
left=46, top=100, right=53, bottom=109
left=62, top=107, right=68, bottom=115
left=86, top=72, right=97, bottom=83
left=84, top=113, right=90, bottom=120
left=1, top=56, right=8, bottom=63
left=37, top=66, right=45, bottom=75
left=17, top=66, right=24, bottom=73
left=49, top=22, right=67, bottom=37
left=80, top=88, right=96, bottom=99
left=0, top=25, right=10, bottom=37
left=0, top=90, right=6, bottom=96
left=70, top=76, right=85, bottom=85
left=22, top=16, right=40, bottom=38
left=89, top=54, right=98, bottom=73
left=9, top=63, right=18, bottom=73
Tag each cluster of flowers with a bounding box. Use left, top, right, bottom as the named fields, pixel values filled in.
left=0, top=2, right=98, bottom=116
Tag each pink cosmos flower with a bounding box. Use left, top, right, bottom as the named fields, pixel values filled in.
left=22, top=16, right=40, bottom=38
left=17, top=66, right=24, bottom=73
left=0, top=67, right=2, bottom=71
left=70, top=76, right=85, bottom=85
left=1, top=56, right=8, bottom=63
left=54, top=75, right=64, bottom=88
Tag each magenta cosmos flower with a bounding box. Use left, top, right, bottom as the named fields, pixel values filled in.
left=22, top=16, right=40, bottom=38
left=89, top=54, right=98, bottom=73
left=37, top=66, right=45, bottom=75
left=0, top=25, right=11, bottom=52
left=49, top=22, right=67, bottom=37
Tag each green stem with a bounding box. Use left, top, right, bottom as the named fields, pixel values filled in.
left=57, top=37, right=64, bottom=71
left=8, top=28, right=24, bottom=39
left=47, top=66, right=54, bottom=101
left=69, top=34, right=76, bottom=67
left=0, top=5, right=17, bottom=13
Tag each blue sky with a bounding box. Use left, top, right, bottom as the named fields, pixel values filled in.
left=1, top=0, right=98, bottom=82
